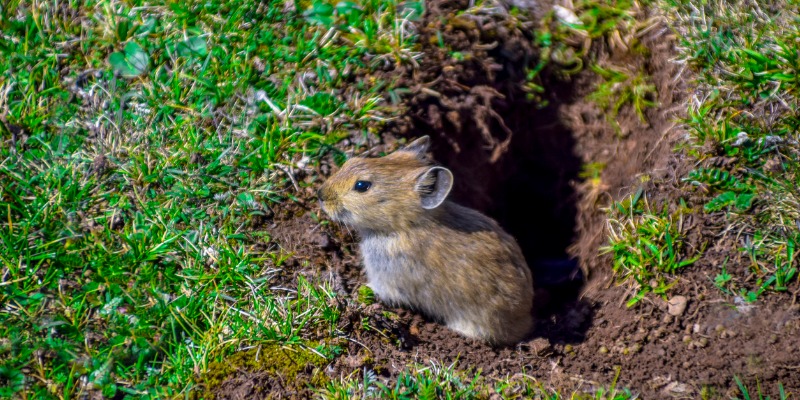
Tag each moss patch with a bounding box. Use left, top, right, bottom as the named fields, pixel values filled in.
left=196, top=343, right=330, bottom=399
left=356, top=285, right=376, bottom=305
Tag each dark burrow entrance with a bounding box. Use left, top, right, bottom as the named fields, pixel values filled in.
left=393, top=80, right=585, bottom=321
left=381, top=0, right=589, bottom=323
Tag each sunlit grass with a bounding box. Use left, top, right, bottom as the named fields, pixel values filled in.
left=662, top=0, right=800, bottom=301
left=0, top=0, right=419, bottom=397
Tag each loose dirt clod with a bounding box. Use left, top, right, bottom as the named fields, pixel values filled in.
left=668, top=295, right=688, bottom=316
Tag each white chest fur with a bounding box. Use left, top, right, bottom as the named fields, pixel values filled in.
left=359, top=234, right=424, bottom=306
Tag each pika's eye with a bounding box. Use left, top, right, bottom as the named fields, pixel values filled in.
left=353, top=180, right=372, bottom=193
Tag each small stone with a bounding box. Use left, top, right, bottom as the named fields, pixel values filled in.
left=345, top=355, right=365, bottom=368
left=662, top=382, right=692, bottom=396
left=531, top=338, right=552, bottom=355
left=315, top=234, right=332, bottom=250
left=667, top=296, right=688, bottom=316
left=693, top=323, right=701, bottom=333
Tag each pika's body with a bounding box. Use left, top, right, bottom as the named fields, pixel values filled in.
left=318, top=136, right=534, bottom=345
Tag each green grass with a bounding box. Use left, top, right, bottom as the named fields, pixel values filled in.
left=602, top=188, right=702, bottom=306
left=3, top=0, right=794, bottom=397
left=660, top=0, right=800, bottom=301
left=602, top=0, right=800, bottom=305
left=316, top=362, right=636, bottom=400
left=730, top=376, right=788, bottom=400
left=0, top=0, right=419, bottom=397
left=587, top=64, right=657, bottom=134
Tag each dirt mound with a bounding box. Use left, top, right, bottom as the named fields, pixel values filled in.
left=209, top=1, right=800, bottom=398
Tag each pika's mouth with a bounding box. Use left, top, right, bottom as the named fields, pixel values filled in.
left=319, top=201, right=340, bottom=220
left=319, top=201, right=330, bottom=216
left=320, top=204, right=351, bottom=225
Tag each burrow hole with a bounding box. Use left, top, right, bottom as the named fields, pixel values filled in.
left=401, top=76, right=585, bottom=316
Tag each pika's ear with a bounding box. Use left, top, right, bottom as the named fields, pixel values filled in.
left=401, top=136, right=431, bottom=160
left=415, top=166, right=453, bottom=209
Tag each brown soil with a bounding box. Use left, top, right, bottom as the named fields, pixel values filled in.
left=209, top=1, right=800, bottom=398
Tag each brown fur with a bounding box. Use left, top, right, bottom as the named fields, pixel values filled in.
left=318, top=136, right=534, bottom=345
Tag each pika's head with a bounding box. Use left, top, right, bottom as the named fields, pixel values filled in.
left=317, top=136, right=454, bottom=232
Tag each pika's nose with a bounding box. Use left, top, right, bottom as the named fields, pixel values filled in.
left=316, top=188, right=325, bottom=201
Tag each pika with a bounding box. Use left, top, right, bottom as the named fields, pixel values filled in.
left=317, top=136, right=534, bottom=345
